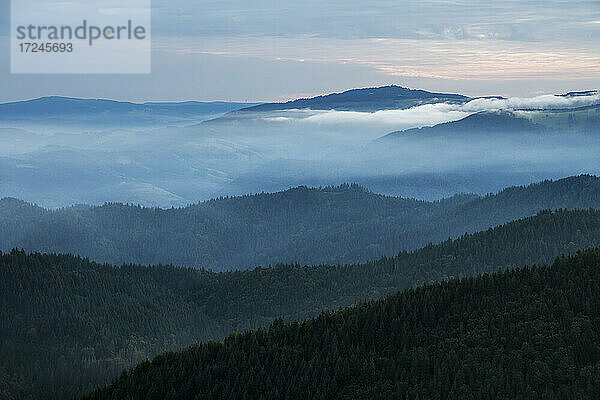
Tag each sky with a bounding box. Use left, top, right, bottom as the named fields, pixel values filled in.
left=0, top=0, right=599, bottom=102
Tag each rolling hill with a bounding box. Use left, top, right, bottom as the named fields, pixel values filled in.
left=2, top=208, right=600, bottom=399
left=2, top=176, right=600, bottom=270
left=227, top=85, right=470, bottom=113
left=0, top=97, right=261, bottom=130
left=378, top=110, right=545, bottom=141
left=377, top=104, right=600, bottom=142
left=83, top=246, right=600, bottom=400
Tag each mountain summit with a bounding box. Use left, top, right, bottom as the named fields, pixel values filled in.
left=236, top=85, right=470, bottom=112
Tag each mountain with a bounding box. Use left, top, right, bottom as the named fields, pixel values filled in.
left=379, top=110, right=545, bottom=141
left=83, top=247, right=600, bottom=400
left=218, top=158, right=572, bottom=202
left=0, top=97, right=261, bottom=130
left=2, top=90, right=598, bottom=208
left=526, top=103, right=600, bottom=133
left=3, top=208, right=600, bottom=399
left=2, top=176, right=600, bottom=270
left=230, top=85, right=470, bottom=113
left=356, top=107, right=600, bottom=200
left=377, top=103, right=600, bottom=143
left=0, top=184, right=447, bottom=269
left=559, top=90, right=600, bottom=97
left=0, top=97, right=254, bottom=116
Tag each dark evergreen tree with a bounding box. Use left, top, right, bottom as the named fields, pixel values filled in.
left=84, top=248, right=600, bottom=400
left=1, top=209, right=600, bottom=399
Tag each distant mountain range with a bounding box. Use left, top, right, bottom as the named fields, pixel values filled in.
left=378, top=106, right=599, bottom=141
left=0, top=96, right=261, bottom=129
left=3, top=85, right=600, bottom=400
left=1, top=86, right=471, bottom=122
left=2, top=175, right=600, bottom=270
left=3, top=86, right=598, bottom=126
left=230, top=85, right=470, bottom=113
left=1, top=86, right=599, bottom=208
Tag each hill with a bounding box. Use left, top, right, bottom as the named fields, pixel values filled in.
left=3, top=208, right=600, bottom=399
left=0, top=97, right=254, bottom=116
left=83, top=246, right=600, bottom=400
left=2, top=176, right=600, bottom=270
left=0, top=97, right=261, bottom=130
left=232, top=85, right=470, bottom=113
left=379, top=110, right=545, bottom=141
left=377, top=104, right=600, bottom=142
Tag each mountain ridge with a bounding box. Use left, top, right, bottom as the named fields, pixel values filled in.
left=82, top=246, right=600, bottom=400
left=0, top=96, right=261, bottom=113
left=229, top=85, right=471, bottom=113
left=0, top=97, right=263, bottom=130
left=2, top=175, right=600, bottom=270
left=378, top=110, right=545, bottom=141
left=3, top=208, right=600, bottom=399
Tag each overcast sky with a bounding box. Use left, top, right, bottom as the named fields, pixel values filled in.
left=0, top=0, right=598, bottom=102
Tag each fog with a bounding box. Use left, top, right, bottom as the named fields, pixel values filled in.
left=462, top=92, right=600, bottom=111
left=0, top=92, right=599, bottom=207
left=279, top=92, right=600, bottom=132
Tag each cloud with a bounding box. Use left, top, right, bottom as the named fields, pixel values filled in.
left=298, top=104, right=470, bottom=129
left=270, top=92, right=600, bottom=133
left=157, top=35, right=600, bottom=82
left=2, top=1, right=600, bottom=101
left=149, top=0, right=598, bottom=44
left=462, top=93, right=600, bottom=111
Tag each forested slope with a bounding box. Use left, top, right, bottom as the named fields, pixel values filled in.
left=229, top=85, right=469, bottom=113
left=2, top=208, right=600, bottom=399
left=84, top=247, right=600, bottom=400
left=1, top=175, right=600, bottom=271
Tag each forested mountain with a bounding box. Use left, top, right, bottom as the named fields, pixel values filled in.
left=3, top=208, right=600, bottom=399
left=378, top=103, right=600, bottom=142
left=2, top=175, right=600, bottom=270
left=379, top=110, right=544, bottom=141
left=83, top=247, right=600, bottom=400
left=230, top=85, right=470, bottom=113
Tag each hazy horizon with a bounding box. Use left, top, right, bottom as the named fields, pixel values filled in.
left=1, top=84, right=599, bottom=105
left=1, top=0, right=598, bottom=102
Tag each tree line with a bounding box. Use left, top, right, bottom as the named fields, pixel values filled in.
left=1, top=175, right=600, bottom=271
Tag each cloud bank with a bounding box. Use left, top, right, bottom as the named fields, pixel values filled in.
left=279, top=92, right=600, bottom=133
left=463, top=93, right=600, bottom=111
